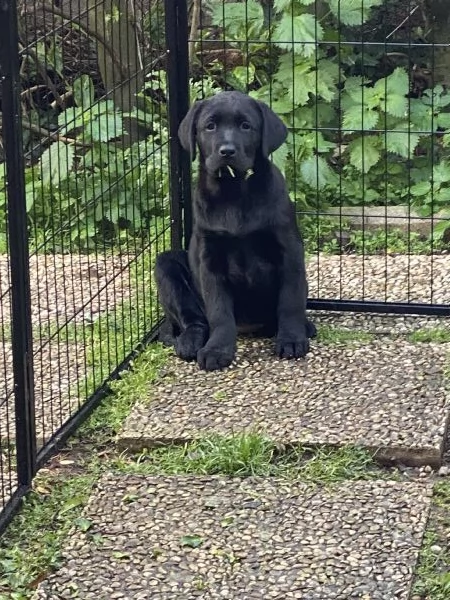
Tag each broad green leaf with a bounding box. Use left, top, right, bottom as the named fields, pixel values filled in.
left=342, top=78, right=379, bottom=117
left=375, top=68, right=409, bottom=118
left=315, top=59, right=339, bottom=102
left=274, top=0, right=315, bottom=10
left=437, top=113, right=450, bottom=129
left=90, top=113, right=124, bottom=142
left=286, top=83, right=310, bottom=108
left=60, top=496, right=85, bottom=515
left=409, top=99, right=431, bottom=131
left=274, top=54, right=337, bottom=106
left=421, top=85, right=450, bottom=109
left=342, top=104, right=379, bottom=132
left=433, top=220, right=450, bottom=239
left=328, top=0, right=384, bottom=26
left=233, top=64, right=255, bottom=87
left=343, top=77, right=373, bottom=103
left=384, top=124, right=420, bottom=158
left=410, top=181, right=431, bottom=197
left=25, top=181, right=36, bottom=212
left=275, top=51, right=311, bottom=84
left=73, top=74, right=95, bottom=109
left=180, top=535, right=204, bottom=548
left=272, top=142, right=290, bottom=174
left=314, top=132, right=335, bottom=153
left=273, top=13, right=323, bottom=57
left=433, top=161, right=450, bottom=186
left=348, top=136, right=380, bottom=173
left=74, top=517, right=92, bottom=532
left=271, top=94, right=298, bottom=114
left=39, top=141, right=75, bottom=186
left=58, top=106, right=85, bottom=134
left=212, top=1, right=264, bottom=37
left=300, top=155, right=336, bottom=189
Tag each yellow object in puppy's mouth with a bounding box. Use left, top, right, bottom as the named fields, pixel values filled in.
left=218, top=167, right=254, bottom=180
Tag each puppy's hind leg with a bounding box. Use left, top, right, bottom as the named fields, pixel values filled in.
left=155, top=250, right=209, bottom=361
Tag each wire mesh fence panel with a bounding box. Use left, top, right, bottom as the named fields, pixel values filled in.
left=0, top=247, right=17, bottom=520
left=18, top=0, right=172, bottom=452
left=187, top=0, right=450, bottom=314
left=0, top=0, right=172, bottom=528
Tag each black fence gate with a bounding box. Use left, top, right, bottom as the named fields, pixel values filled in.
left=0, top=0, right=449, bottom=534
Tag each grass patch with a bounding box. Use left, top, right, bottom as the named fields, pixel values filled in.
left=112, top=436, right=384, bottom=483
left=0, top=474, right=96, bottom=600
left=316, top=325, right=375, bottom=345
left=413, top=481, right=450, bottom=600
left=79, top=342, right=172, bottom=440
left=408, top=327, right=450, bottom=344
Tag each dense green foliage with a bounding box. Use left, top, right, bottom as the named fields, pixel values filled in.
left=0, top=0, right=449, bottom=251
left=207, top=0, right=450, bottom=228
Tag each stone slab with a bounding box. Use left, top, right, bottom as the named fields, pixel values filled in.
left=118, top=338, right=450, bottom=466
left=33, top=475, right=433, bottom=600
left=325, top=205, right=450, bottom=236
left=308, top=311, right=450, bottom=335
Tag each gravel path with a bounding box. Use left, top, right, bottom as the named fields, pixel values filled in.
left=0, top=461, right=16, bottom=510
left=119, top=337, right=450, bottom=466
left=307, top=253, right=450, bottom=304
left=0, top=341, right=87, bottom=446
left=0, top=254, right=134, bottom=326
left=33, top=475, right=433, bottom=600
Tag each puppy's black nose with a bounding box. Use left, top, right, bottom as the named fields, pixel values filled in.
left=219, top=144, right=236, bottom=157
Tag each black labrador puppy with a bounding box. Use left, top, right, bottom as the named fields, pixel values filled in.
left=155, top=91, right=315, bottom=371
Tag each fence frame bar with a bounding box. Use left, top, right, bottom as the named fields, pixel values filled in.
left=165, top=0, right=192, bottom=250
left=0, top=0, right=37, bottom=489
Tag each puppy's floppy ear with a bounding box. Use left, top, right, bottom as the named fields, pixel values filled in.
left=255, top=99, right=288, bottom=157
left=178, top=100, right=204, bottom=161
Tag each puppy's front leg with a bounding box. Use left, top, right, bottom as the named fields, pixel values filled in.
left=276, top=239, right=311, bottom=359
left=197, top=270, right=237, bottom=371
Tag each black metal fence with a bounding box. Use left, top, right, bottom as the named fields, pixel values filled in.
left=0, top=0, right=172, bottom=533
left=0, top=0, right=449, bottom=534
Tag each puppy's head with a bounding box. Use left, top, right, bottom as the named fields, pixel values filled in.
left=178, top=91, right=287, bottom=178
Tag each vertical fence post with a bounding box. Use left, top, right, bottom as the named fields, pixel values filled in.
left=165, top=0, right=192, bottom=250
left=0, top=0, right=37, bottom=486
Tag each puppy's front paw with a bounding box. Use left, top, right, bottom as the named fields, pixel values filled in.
left=197, top=345, right=235, bottom=371
left=276, top=337, right=310, bottom=359
left=175, top=326, right=208, bottom=362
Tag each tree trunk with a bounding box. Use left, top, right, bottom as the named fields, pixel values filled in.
left=86, top=0, right=147, bottom=144
left=426, top=0, right=450, bottom=87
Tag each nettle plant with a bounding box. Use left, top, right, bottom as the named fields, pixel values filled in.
left=206, top=0, right=450, bottom=231
left=18, top=74, right=169, bottom=251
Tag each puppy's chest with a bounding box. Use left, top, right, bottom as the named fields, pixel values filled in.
left=204, top=230, right=282, bottom=286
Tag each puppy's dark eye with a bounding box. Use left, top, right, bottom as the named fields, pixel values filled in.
left=241, top=121, right=251, bottom=131
left=206, top=122, right=216, bottom=131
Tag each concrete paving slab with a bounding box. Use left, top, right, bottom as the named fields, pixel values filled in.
left=33, top=474, right=432, bottom=600
left=118, top=338, right=450, bottom=466
left=309, top=311, right=450, bottom=335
